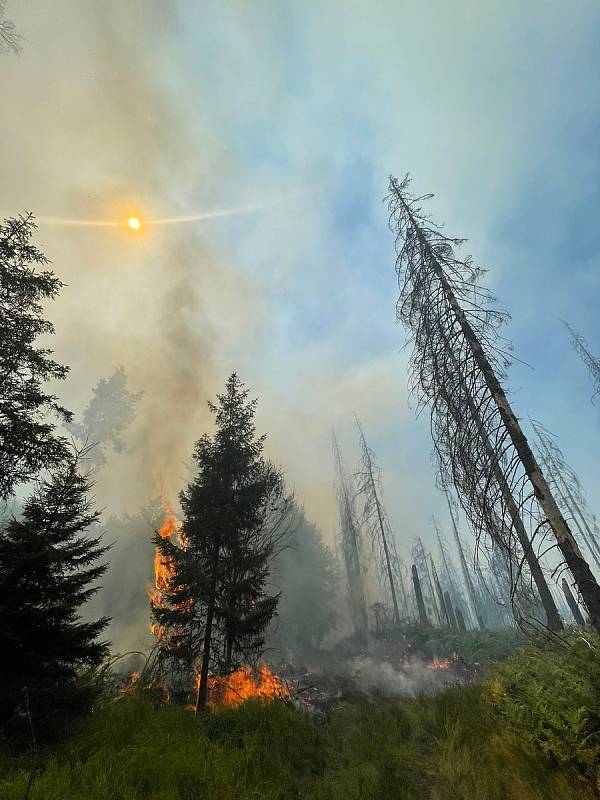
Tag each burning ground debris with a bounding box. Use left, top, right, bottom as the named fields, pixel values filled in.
left=203, top=665, right=290, bottom=708
left=276, top=650, right=476, bottom=720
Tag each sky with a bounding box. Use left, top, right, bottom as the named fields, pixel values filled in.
left=2, top=0, right=600, bottom=581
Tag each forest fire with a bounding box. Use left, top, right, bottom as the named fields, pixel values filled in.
left=149, top=502, right=180, bottom=638
left=427, top=653, right=459, bottom=670
left=204, top=665, right=290, bottom=708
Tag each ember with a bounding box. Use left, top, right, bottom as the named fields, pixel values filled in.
left=427, top=653, right=459, bottom=670
left=204, top=665, right=290, bottom=707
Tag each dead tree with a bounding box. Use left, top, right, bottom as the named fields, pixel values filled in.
left=435, top=519, right=471, bottom=627
left=412, top=538, right=441, bottom=625
left=332, top=430, right=369, bottom=637
left=531, top=418, right=600, bottom=573
left=561, top=579, right=586, bottom=627
left=563, top=320, right=600, bottom=403
left=445, top=492, right=486, bottom=629
left=412, top=564, right=430, bottom=627
left=387, top=175, right=600, bottom=631
left=354, top=416, right=402, bottom=625
left=0, top=1, right=22, bottom=54
left=430, top=556, right=451, bottom=626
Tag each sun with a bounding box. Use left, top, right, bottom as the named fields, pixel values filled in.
left=127, top=216, right=141, bottom=230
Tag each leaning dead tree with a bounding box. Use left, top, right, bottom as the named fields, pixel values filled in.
left=332, top=430, right=369, bottom=637
left=531, top=419, right=600, bottom=573
left=354, top=415, right=405, bottom=625
left=388, top=175, right=600, bottom=631
left=563, top=320, right=600, bottom=403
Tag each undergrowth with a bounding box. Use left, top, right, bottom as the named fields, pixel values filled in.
left=1, top=630, right=598, bottom=800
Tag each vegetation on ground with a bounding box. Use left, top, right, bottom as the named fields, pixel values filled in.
left=1, top=632, right=598, bottom=800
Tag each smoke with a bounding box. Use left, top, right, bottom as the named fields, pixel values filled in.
left=348, top=655, right=464, bottom=699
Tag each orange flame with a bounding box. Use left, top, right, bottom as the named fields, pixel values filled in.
left=427, top=653, right=459, bottom=670
left=150, top=501, right=182, bottom=640
left=198, top=665, right=290, bottom=708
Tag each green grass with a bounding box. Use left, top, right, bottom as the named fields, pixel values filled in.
left=2, top=632, right=598, bottom=800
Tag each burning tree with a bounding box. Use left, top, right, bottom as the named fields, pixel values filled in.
left=387, top=175, right=600, bottom=631
left=151, top=374, right=291, bottom=711
left=354, top=416, right=407, bottom=626
left=0, top=446, right=110, bottom=739
left=331, top=429, right=369, bottom=639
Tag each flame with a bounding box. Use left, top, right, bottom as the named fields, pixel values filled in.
left=149, top=501, right=182, bottom=640
left=427, top=653, right=459, bottom=670
left=198, top=665, right=290, bottom=708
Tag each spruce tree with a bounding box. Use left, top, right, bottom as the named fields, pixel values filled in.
left=68, top=367, right=143, bottom=467
left=0, top=215, right=72, bottom=500
left=152, top=373, right=289, bottom=711
left=0, top=448, right=110, bottom=740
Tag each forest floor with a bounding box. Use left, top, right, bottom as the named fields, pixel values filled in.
left=1, top=629, right=599, bottom=800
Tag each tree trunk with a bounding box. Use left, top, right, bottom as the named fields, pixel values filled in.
left=446, top=494, right=486, bottom=629
left=534, top=430, right=600, bottom=572
left=412, top=564, right=430, bottom=627
left=443, top=591, right=458, bottom=629
left=433, top=254, right=600, bottom=630
left=195, top=595, right=215, bottom=712
left=437, top=324, right=563, bottom=630
left=395, top=189, right=600, bottom=632
left=561, top=579, right=585, bottom=627
left=431, top=557, right=451, bottom=626
left=455, top=606, right=467, bottom=631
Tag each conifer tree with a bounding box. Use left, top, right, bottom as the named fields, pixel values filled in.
left=268, top=503, right=339, bottom=657
left=0, top=447, right=110, bottom=739
left=152, top=374, right=289, bottom=711
left=0, top=215, right=72, bottom=500
left=68, top=367, right=143, bottom=467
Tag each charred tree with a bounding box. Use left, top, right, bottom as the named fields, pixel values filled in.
left=354, top=416, right=402, bottom=626
left=332, top=430, right=369, bottom=638
left=388, top=175, right=600, bottom=631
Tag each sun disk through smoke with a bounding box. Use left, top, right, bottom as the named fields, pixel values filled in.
left=128, top=216, right=141, bottom=230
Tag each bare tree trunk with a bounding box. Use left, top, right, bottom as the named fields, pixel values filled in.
left=446, top=493, right=485, bottom=629
left=332, top=431, right=369, bottom=637
left=533, top=425, right=600, bottom=572
left=438, top=343, right=563, bottom=629
left=561, top=579, right=585, bottom=627
left=412, top=564, right=430, bottom=627
left=355, top=418, right=402, bottom=626
left=442, top=591, right=458, bottom=629
left=390, top=179, right=600, bottom=632
left=431, top=557, right=451, bottom=626
left=455, top=607, right=467, bottom=631
left=435, top=259, right=600, bottom=629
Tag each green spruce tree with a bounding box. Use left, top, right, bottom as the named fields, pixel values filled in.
left=0, top=447, right=110, bottom=741
left=152, top=374, right=289, bottom=711
left=68, top=367, right=143, bottom=467
left=0, top=215, right=72, bottom=500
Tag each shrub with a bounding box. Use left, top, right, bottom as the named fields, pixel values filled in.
left=486, top=630, right=600, bottom=788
